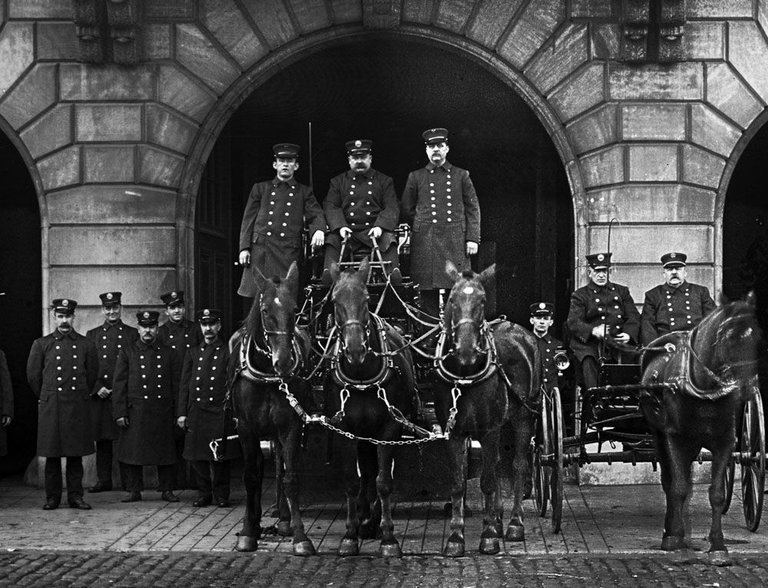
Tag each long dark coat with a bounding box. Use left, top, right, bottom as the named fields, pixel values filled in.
left=178, top=335, right=232, bottom=461
left=401, top=161, right=481, bottom=289
left=26, top=330, right=99, bottom=457
left=0, top=349, right=13, bottom=456
left=237, top=177, right=326, bottom=295
left=640, top=281, right=716, bottom=345
left=158, top=318, right=201, bottom=358
left=112, top=339, right=179, bottom=465
left=86, top=319, right=138, bottom=440
left=535, top=332, right=563, bottom=392
left=566, top=281, right=641, bottom=362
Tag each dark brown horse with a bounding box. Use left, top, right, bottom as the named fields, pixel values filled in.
left=434, top=261, right=540, bottom=556
left=324, top=258, right=417, bottom=557
left=639, top=296, right=761, bottom=562
left=230, top=262, right=315, bottom=555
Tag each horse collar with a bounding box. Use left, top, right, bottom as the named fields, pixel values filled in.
left=435, top=322, right=499, bottom=387
left=332, top=313, right=394, bottom=390
left=238, top=331, right=303, bottom=384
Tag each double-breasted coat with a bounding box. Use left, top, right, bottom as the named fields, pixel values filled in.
left=0, top=349, right=14, bottom=456
left=639, top=281, right=716, bottom=345
left=237, top=177, right=326, bottom=295
left=535, top=332, right=563, bottom=392
left=158, top=318, right=201, bottom=359
left=86, top=320, right=138, bottom=440
left=26, top=330, right=99, bottom=457
left=112, top=339, right=180, bottom=465
left=566, top=281, right=641, bottom=362
left=401, top=161, right=481, bottom=289
left=324, top=168, right=399, bottom=252
left=178, top=335, right=232, bottom=461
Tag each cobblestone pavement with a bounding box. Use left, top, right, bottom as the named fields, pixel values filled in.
left=1, top=550, right=767, bottom=587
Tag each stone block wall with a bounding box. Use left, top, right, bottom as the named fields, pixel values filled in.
left=0, top=0, right=766, bottom=328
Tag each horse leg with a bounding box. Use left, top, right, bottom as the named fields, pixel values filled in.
left=376, top=444, right=402, bottom=557
left=281, top=424, right=316, bottom=556
left=357, top=441, right=381, bottom=540
left=660, top=434, right=696, bottom=551
left=478, top=429, right=501, bottom=555
left=707, top=441, right=733, bottom=564
left=443, top=436, right=468, bottom=557
left=505, top=409, right=532, bottom=542
left=339, top=442, right=364, bottom=556
left=274, top=439, right=292, bottom=537
left=235, top=431, right=264, bottom=552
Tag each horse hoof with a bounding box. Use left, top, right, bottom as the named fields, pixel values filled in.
left=235, top=536, right=258, bottom=552
left=505, top=525, right=525, bottom=542
left=276, top=521, right=293, bottom=537
left=479, top=537, right=500, bottom=555
left=380, top=542, right=402, bottom=558
left=442, top=541, right=465, bottom=558
left=707, top=550, right=732, bottom=567
left=660, top=535, right=685, bottom=551
left=339, top=538, right=359, bottom=557
left=293, top=540, right=316, bottom=557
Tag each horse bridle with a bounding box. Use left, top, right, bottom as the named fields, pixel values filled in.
left=334, top=294, right=372, bottom=356
left=444, top=293, right=490, bottom=356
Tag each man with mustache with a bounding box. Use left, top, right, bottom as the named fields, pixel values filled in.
left=640, top=252, right=716, bottom=346
left=237, top=143, right=326, bottom=297
left=27, top=298, right=99, bottom=510
left=322, top=139, right=401, bottom=285
left=566, top=253, right=641, bottom=392
left=113, top=310, right=180, bottom=503
left=400, top=128, right=481, bottom=316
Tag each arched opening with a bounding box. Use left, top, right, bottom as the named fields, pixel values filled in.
left=195, top=36, right=573, bottom=332
left=0, top=130, right=42, bottom=476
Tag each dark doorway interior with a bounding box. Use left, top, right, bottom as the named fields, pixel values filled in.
left=0, top=132, right=41, bottom=476
left=197, top=37, right=573, bottom=334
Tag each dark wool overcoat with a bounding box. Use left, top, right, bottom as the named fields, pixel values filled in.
left=639, top=281, right=716, bottom=345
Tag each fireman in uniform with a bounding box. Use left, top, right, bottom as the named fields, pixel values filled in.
left=177, top=308, right=233, bottom=507
left=27, top=298, right=99, bottom=510
left=566, top=253, right=641, bottom=391
left=322, top=139, right=401, bottom=283
left=237, top=143, right=326, bottom=296
left=113, top=310, right=181, bottom=503
left=400, top=127, right=481, bottom=316
left=158, top=290, right=201, bottom=358
left=86, top=291, right=138, bottom=492
left=640, top=252, right=716, bottom=346
left=529, top=302, right=562, bottom=392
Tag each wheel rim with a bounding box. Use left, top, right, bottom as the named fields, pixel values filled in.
left=741, top=393, right=765, bottom=532
left=550, top=386, right=564, bottom=534
left=533, top=395, right=550, bottom=517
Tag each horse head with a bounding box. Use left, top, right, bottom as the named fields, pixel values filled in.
left=709, top=294, right=762, bottom=394
left=444, top=261, right=495, bottom=367
left=330, top=258, right=371, bottom=366
left=246, top=261, right=300, bottom=379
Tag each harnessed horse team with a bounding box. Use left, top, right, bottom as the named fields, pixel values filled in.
left=223, top=253, right=763, bottom=560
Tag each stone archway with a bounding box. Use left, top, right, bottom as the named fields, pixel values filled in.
left=180, top=29, right=583, bottom=328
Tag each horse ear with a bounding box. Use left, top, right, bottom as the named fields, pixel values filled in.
left=445, top=260, right=459, bottom=282
left=253, top=264, right=269, bottom=294
left=284, top=262, right=299, bottom=299
left=358, top=258, right=370, bottom=281
left=330, top=262, right=341, bottom=284
left=478, top=263, right=496, bottom=289
left=746, top=289, right=757, bottom=309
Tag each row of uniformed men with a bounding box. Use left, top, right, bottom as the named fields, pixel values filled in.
left=25, top=290, right=233, bottom=510
left=530, top=250, right=716, bottom=394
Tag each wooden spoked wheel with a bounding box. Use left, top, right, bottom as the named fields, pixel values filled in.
left=741, top=392, right=765, bottom=532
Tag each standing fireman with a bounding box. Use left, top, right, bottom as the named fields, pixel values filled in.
left=86, top=291, right=138, bottom=492
left=158, top=290, right=201, bottom=357
left=529, top=302, right=563, bottom=393
left=0, top=347, right=13, bottom=459
left=177, top=309, right=233, bottom=508
left=113, top=310, right=180, bottom=502
left=400, top=127, right=481, bottom=316
left=237, top=143, right=326, bottom=296
left=27, top=298, right=99, bottom=510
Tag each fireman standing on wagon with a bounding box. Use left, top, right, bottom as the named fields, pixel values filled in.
left=400, top=127, right=481, bottom=316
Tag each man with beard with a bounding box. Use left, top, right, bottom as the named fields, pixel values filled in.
left=177, top=309, right=233, bottom=508
left=640, top=252, right=716, bottom=345
left=27, top=298, right=99, bottom=510
left=322, top=139, right=401, bottom=284
left=113, top=310, right=180, bottom=503
left=566, top=253, right=641, bottom=391
left=400, top=128, right=481, bottom=316
left=237, top=143, right=326, bottom=296
left=86, top=291, right=138, bottom=493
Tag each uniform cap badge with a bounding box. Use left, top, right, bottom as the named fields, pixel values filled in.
left=62, top=299, right=69, bottom=306
left=143, top=312, right=150, bottom=319
left=354, top=140, right=362, bottom=148
left=539, top=303, right=546, bottom=310
left=597, top=254, right=604, bottom=261
left=106, top=293, right=113, bottom=300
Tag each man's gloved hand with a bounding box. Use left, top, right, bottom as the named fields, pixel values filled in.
left=116, top=417, right=129, bottom=428
left=310, top=230, right=325, bottom=249
left=339, top=227, right=352, bottom=240
left=238, top=249, right=251, bottom=266
left=368, top=227, right=382, bottom=239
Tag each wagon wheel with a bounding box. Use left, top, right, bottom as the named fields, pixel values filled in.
left=741, top=392, right=765, bottom=532
left=532, top=392, right=551, bottom=517
left=549, top=386, right=564, bottom=534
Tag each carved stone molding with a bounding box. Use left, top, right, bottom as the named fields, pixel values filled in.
left=72, top=0, right=142, bottom=65
left=363, top=0, right=401, bottom=30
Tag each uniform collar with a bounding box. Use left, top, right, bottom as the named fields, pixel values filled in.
left=102, top=319, right=124, bottom=330
left=589, top=282, right=614, bottom=293
left=347, top=168, right=374, bottom=181
left=201, top=335, right=223, bottom=348
left=665, top=281, right=689, bottom=293
left=426, top=160, right=453, bottom=172
left=53, top=329, right=78, bottom=340
left=137, top=339, right=160, bottom=351
left=271, top=177, right=297, bottom=189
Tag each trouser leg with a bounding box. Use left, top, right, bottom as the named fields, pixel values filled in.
left=157, top=464, right=176, bottom=492
left=65, top=456, right=84, bottom=499
left=191, top=460, right=213, bottom=499
left=44, top=457, right=63, bottom=502
left=95, top=439, right=113, bottom=485
left=122, top=463, right=143, bottom=493
left=212, top=461, right=231, bottom=502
